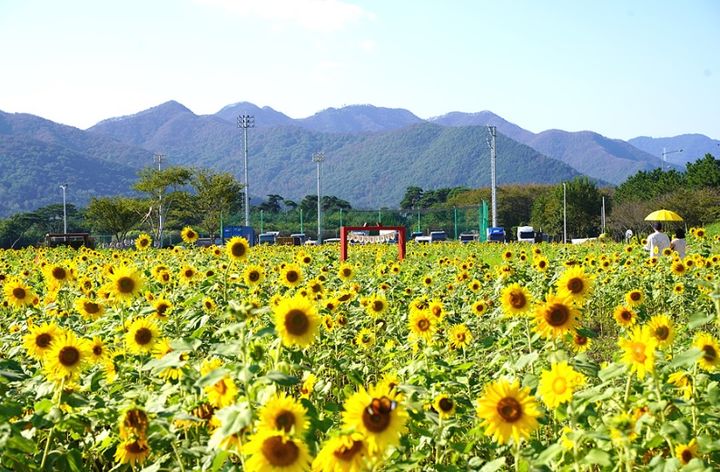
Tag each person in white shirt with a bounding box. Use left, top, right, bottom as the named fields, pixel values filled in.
left=645, top=222, right=671, bottom=257
left=670, top=228, right=687, bottom=258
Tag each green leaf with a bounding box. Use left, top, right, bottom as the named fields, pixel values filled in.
left=263, top=371, right=299, bottom=386
left=669, top=348, right=702, bottom=369
left=195, top=368, right=230, bottom=388
left=515, top=351, right=539, bottom=370
left=581, top=449, right=611, bottom=467
left=66, top=449, right=84, bottom=472
left=688, top=312, right=714, bottom=330
left=216, top=403, right=253, bottom=437
left=535, top=443, right=563, bottom=465
left=598, top=363, right=625, bottom=381
left=480, top=457, right=507, bottom=472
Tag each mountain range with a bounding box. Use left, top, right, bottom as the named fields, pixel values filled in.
left=0, top=101, right=717, bottom=217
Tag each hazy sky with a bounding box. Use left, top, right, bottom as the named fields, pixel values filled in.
left=1, top=0, right=718, bottom=139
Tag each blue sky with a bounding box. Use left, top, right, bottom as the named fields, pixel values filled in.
left=1, top=0, right=718, bottom=139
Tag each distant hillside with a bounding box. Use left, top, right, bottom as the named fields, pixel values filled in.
left=296, top=105, right=424, bottom=133
left=629, top=134, right=720, bottom=165
left=428, top=111, right=536, bottom=143
left=214, top=102, right=295, bottom=128
left=0, top=135, right=138, bottom=216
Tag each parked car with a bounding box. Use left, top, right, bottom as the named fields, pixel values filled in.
left=459, top=232, right=479, bottom=243
left=415, top=231, right=447, bottom=243
left=486, top=227, right=506, bottom=243
left=517, top=226, right=535, bottom=243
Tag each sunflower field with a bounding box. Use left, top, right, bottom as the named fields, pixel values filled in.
left=1, top=229, right=720, bottom=471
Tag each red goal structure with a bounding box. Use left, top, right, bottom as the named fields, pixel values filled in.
left=340, top=226, right=406, bottom=261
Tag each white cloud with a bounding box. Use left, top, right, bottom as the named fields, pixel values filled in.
left=194, top=0, right=374, bottom=32
left=358, top=38, right=376, bottom=52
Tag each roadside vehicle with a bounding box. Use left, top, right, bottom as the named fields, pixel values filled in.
left=486, top=227, right=506, bottom=243
left=517, top=226, right=535, bottom=243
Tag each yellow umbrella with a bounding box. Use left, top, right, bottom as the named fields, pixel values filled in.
left=644, top=209, right=683, bottom=222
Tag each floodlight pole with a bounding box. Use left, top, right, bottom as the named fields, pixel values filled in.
left=661, top=147, right=683, bottom=171
left=59, top=184, right=68, bottom=235
left=238, top=115, right=255, bottom=227
left=487, top=126, right=497, bottom=227
left=563, top=182, right=567, bottom=244
left=312, top=152, right=325, bottom=244
left=154, top=153, right=165, bottom=247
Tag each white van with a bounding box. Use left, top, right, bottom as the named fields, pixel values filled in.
left=517, top=226, right=535, bottom=243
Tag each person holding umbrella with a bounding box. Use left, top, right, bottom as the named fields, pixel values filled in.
left=645, top=222, right=670, bottom=257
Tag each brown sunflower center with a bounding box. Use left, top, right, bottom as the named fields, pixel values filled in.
left=117, top=276, right=135, bottom=294
left=546, top=303, right=570, bottom=327
left=261, top=435, right=300, bottom=467
left=156, top=303, right=170, bottom=316
left=496, top=397, right=522, bottom=422
left=124, top=409, right=148, bottom=431
left=184, top=269, right=194, bottom=278
left=286, top=271, right=299, bottom=283
left=567, top=278, right=584, bottom=294
left=92, top=344, right=103, bottom=356
left=215, top=379, right=228, bottom=395
left=230, top=242, right=246, bottom=258
left=84, top=301, right=100, bottom=314
left=372, top=300, right=384, bottom=312
left=417, top=319, right=430, bottom=331
left=36, top=333, right=52, bottom=348
left=631, top=342, right=647, bottom=363
left=274, top=410, right=296, bottom=432
left=509, top=291, right=526, bottom=309
left=681, top=449, right=694, bottom=464
left=125, top=439, right=149, bottom=454
left=341, top=268, right=352, bottom=277
left=333, top=440, right=363, bottom=461
left=630, top=292, right=641, bottom=301
left=455, top=333, right=466, bottom=343
left=654, top=326, right=670, bottom=341
left=58, top=346, right=80, bottom=367
left=703, top=344, right=717, bottom=362
left=285, top=309, right=309, bottom=336
left=12, top=287, right=27, bottom=299
left=134, top=327, right=153, bottom=346
left=621, top=310, right=633, bottom=321
left=52, top=267, right=67, bottom=280
left=574, top=334, right=588, bottom=346
left=438, top=397, right=454, bottom=412
left=248, top=271, right=260, bottom=282
left=362, top=397, right=394, bottom=433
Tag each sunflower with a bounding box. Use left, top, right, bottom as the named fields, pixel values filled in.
left=364, top=293, right=388, bottom=318
left=619, top=325, right=657, bottom=379
left=534, top=293, right=579, bottom=339
left=312, top=433, right=367, bottom=472
left=533, top=256, right=550, bottom=272
left=299, top=373, right=317, bottom=399
left=647, top=314, right=675, bottom=349
left=671, top=261, right=686, bottom=276
left=119, top=406, right=150, bottom=440
left=3, top=277, right=35, bottom=309
left=109, top=266, right=143, bottom=302
left=178, top=265, right=199, bottom=284
left=673, top=283, right=684, bottom=294
left=338, top=262, right=354, bottom=281
left=74, top=296, right=105, bottom=319
left=258, top=392, right=308, bottom=436
left=244, top=430, right=311, bottom=472
left=428, top=299, right=445, bottom=322
left=572, top=332, right=592, bottom=353
left=89, top=336, right=109, bottom=364
left=355, top=328, right=376, bottom=350
left=152, top=297, right=173, bottom=321
left=44, top=263, right=73, bottom=288
left=114, top=438, right=150, bottom=467
left=624, top=289, right=644, bottom=307
left=667, top=371, right=693, bottom=400
left=555, top=267, right=593, bottom=303
left=135, top=233, right=152, bottom=250
left=433, top=394, right=456, bottom=419
left=476, top=378, right=540, bottom=445
left=226, top=236, right=250, bottom=261
left=43, top=331, right=91, bottom=382
left=675, top=438, right=699, bottom=465
left=280, top=263, right=304, bottom=288
left=274, top=294, right=320, bottom=348
left=538, top=362, right=586, bottom=409
left=613, top=305, right=637, bottom=328
left=693, top=332, right=720, bottom=371
left=471, top=299, right=488, bottom=316
left=153, top=338, right=184, bottom=381
left=181, top=226, right=199, bottom=244
left=126, top=317, right=161, bottom=355
left=206, top=375, right=239, bottom=408
left=244, top=264, right=265, bottom=286
left=23, top=322, right=62, bottom=360
left=341, top=382, right=408, bottom=455
left=202, top=297, right=217, bottom=313
left=448, top=324, right=472, bottom=350
left=408, top=309, right=435, bottom=343
left=500, top=283, right=533, bottom=317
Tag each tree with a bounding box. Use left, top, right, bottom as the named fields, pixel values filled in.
left=400, top=186, right=424, bottom=209
left=133, top=166, right=193, bottom=243
left=192, top=169, right=244, bottom=238
left=614, top=168, right=685, bottom=204
left=685, top=154, right=720, bottom=189
left=531, top=177, right=604, bottom=239
left=85, top=197, right=147, bottom=242
left=257, top=194, right=285, bottom=214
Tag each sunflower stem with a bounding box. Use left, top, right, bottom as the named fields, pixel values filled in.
left=691, top=363, right=698, bottom=434
left=513, top=441, right=521, bottom=472
left=171, top=441, right=186, bottom=472
left=623, top=372, right=633, bottom=407
left=40, top=377, right=65, bottom=469
left=652, top=370, right=675, bottom=453
left=524, top=318, right=535, bottom=375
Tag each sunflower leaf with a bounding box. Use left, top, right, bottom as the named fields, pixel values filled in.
left=263, top=371, right=299, bottom=386
left=688, top=312, right=714, bottom=330
left=195, top=368, right=230, bottom=388
left=581, top=449, right=611, bottom=467
left=479, top=457, right=506, bottom=472
left=669, top=348, right=702, bottom=369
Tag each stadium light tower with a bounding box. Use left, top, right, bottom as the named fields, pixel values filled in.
left=661, top=147, right=682, bottom=171
left=59, top=183, right=68, bottom=235
left=486, top=126, right=498, bottom=227
left=312, top=152, right=325, bottom=244
left=237, top=115, right=255, bottom=226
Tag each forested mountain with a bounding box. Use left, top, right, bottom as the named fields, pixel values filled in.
left=629, top=134, right=720, bottom=165
left=428, top=111, right=536, bottom=143
left=214, top=102, right=295, bottom=128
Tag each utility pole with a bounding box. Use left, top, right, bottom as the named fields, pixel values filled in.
left=563, top=182, right=567, bottom=244
left=312, top=152, right=325, bottom=244
left=237, top=115, right=255, bottom=227
left=154, top=153, right=165, bottom=247
left=661, top=147, right=683, bottom=171
left=487, top=126, right=498, bottom=227
left=59, top=184, right=68, bottom=236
